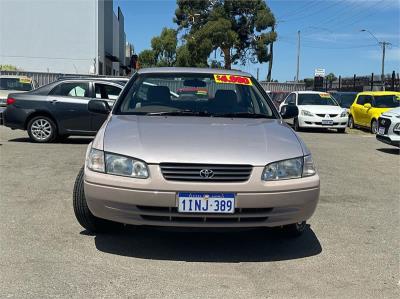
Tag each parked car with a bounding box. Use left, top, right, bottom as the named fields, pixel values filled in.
left=348, top=91, right=400, bottom=134
left=3, top=78, right=124, bottom=142
left=73, top=67, right=320, bottom=237
left=0, top=75, right=37, bottom=107
left=376, top=106, right=400, bottom=147
left=279, top=91, right=348, bottom=132
left=329, top=91, right=357, bottom=113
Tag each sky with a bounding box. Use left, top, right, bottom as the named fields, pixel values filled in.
left=114, top=0, right=400, bottom=82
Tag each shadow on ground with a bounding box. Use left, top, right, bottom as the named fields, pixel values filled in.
left=8, top=137, right=93, bottom=144
left=89, top=226, right=322, bottom=263
left=377, top=148, right=400, bottom=155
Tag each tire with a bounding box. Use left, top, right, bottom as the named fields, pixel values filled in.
left=370, top=119, right=378, bottom=134
left=294, top=117, right=301, bottom=132
left=282, top=221, right=307, bottom=238
left=27, top=116, right=57, bottom=143
left=73, top=167, right=120, bottom=233
left=337, top=128, right=346, bottom=133
left=348, top=115, right=354, bottom=129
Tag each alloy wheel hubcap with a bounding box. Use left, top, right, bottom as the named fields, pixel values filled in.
left=372, top=121, right=377, bottom=134
left=31, top=119, right=52, bottom=140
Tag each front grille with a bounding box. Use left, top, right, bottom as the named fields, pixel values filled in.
left=314, top=122, right=339, bottom=126
left=378, top=117, right=391, bottom=134
left=160, top=163, right=252, bottom=182
left=137, top=205, right=272, bottom=224
left=316, top=114, right=338, bottom=118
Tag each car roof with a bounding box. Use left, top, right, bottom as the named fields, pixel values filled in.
left=137, top=67, right=252, bottom=77
left=357, top=91, right=400, bottom=96
left=56, top=78, right=124, bottom=86
left=58, top=76, right=128, bottom=82
left=295, top=91, right=328, bottom=94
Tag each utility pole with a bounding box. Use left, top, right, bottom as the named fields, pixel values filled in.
left=256, top=68, right=259, bottom=80
left=361, top=30, right=391, bottom=91
left=296, top=30, right=300, bottom=82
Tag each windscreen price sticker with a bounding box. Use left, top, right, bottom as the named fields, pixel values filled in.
left=214, top=74, right=252, bottom=86
left=19, top=78, right=32, bottom=84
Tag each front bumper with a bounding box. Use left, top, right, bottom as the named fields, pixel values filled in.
left=298, top=115, right=348, bottom=129
left=84, top=165, right=320, bottom=228
left=376, top=134, right=400, bottom=147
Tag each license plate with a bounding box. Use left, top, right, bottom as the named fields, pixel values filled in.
left=178, top=192, right=235, bottom=214
left=322, top=119, right=333, bottom=125
left=378, top=127, right=385, bottom=135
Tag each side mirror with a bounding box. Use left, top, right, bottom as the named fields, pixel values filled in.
left=280, top=105, right=299, bottom=119
left=88, top=100, right=111, bottom=114
left=363, top=103, right=371, bottom=109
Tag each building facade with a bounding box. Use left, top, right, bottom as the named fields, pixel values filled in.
left=0, top=0, right=129, bottom=75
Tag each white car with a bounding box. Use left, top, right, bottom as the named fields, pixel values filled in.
left=376, top=107, right=400, bottom=147
left=279, top=91, right=348, bottom=133
left=0, top=75, right=36, bottom=107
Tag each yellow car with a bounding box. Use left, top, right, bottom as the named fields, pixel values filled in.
left=348, top=91, right=400, bottom=133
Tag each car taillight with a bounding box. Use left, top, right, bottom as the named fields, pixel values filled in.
left=6, top=98, right=16, bottom=105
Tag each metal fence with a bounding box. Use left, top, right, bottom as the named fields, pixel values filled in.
left=1, top=70, right=307, bottom=93
left=259, top=81, right=306, bottom=92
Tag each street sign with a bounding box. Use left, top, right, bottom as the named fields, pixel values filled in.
left=314, top=68, right=325, bottom=77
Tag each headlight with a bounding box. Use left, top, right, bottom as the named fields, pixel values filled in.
left=87, top=148, right=149, bottom=178
left=105, top=153, right=149, bottom=178
left=87, top=148, right=105, bottom=172
left=301, top=110, right=314, bottom=117
left=394, top=123, right=400, bottom=133
left=261, top=155, right=316, bottom=181
left=340, top=111, right=347, bottom=117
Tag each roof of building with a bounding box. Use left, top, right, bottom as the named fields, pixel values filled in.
left=137, top=67, right=252, bottom=77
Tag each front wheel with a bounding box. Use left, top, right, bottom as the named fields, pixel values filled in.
left=371, top=119, right=378, bottom=134
left=27, top=116, right=57, bottom=143
left=282, top=221, right=308, bottom=237
left=348, top=115, right=354, bottom=129
left=73, top=167, right=121, bottom=233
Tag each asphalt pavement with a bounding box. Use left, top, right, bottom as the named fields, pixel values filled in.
left=0, top=126, right=399, bottom=298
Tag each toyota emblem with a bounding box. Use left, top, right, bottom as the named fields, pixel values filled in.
left=199, top=169, right=214, bottom=178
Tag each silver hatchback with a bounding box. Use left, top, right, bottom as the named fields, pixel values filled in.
left=73, top=68, right=320, bottom=237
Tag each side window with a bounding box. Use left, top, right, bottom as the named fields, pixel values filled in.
left=287, top=94, right=296, bottom=105
left=51, top=82, right=89, bottom=98
left=356, top=95, right=365, bottom=105
left=95, top=83, right=122, bottom=100
left=365, top=96, right=373, bottom=105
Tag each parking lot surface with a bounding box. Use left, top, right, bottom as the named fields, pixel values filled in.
left=0, top=126, right=399, bottom=298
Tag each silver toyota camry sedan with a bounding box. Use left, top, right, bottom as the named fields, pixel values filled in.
left=73, top=67, right=320, bottom=237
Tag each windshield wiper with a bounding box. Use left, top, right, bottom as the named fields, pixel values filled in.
left=212, top=112, right=273, bottom=119
left=146, top=110, right=212, bottom=116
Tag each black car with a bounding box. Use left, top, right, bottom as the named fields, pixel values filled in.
left=330, top=91, right=357, bottom=110
left=3, top=78, right=124, bottom=142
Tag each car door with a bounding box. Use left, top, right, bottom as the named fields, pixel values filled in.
left=48, top=81, right=92, bottom=132
left=90, top=82, right=122, bottom=131
left=352, top=95, right=365, bottom=126
left=359, top=95, right=373, bottom=126
left=280, top=93, right=296, bottom=125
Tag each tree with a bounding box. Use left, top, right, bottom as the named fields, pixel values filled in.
left=174, top=0, right=276, bottom=69
left=138, top=49, right=156, bottom=68
left=151, top=28, right=178, bottom=66
left=326, top=73, right=337, bottom=88
left=0, top=64, right=18, bottom=71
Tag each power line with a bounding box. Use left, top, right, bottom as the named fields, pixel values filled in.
left=276, top=0, right=319, bottom=20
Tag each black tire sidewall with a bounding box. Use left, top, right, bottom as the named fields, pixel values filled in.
left=371, top=119, right=377, bottom=134
left=27, top=116, right=57, bottom=143
left=348, top=116, right=354, bottom=129
left=294, top=117, right=300, bottom=131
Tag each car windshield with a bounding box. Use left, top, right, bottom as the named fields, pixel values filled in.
left=373, top=95, right=400, bottom=108
left=116, top=73, right=276, bottom=118
left=298, top=93, right=338, bottom=106
left=335, top=94, right=356, bottom=108
left=0, top=78, right=33, bottom=91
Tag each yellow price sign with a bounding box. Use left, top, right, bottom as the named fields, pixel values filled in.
left=19, top=77, right=32, bottom=84
left=214, top=74, right=252, bottom=86
left=319, top=93, right=331, bottom=98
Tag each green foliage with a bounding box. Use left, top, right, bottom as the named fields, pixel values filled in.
left=138, top=49, right=156, bottom=68
left=326, top=73, right=337, bottom=82
left=0, top=64, right=18, bottom=71
left=174, top=0, right=276, bottom=69
left=151, top=28, right=178, bottom=66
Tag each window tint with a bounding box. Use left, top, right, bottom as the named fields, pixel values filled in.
left=356, top=95, right=365, bottom=105
left=0, top=78, right=33, bottom=91
left=372, top=95, right=400, bottom=108
left=297, top=93, right=338, bottom=106
left=95, top=83, right=121, bottom=100
left=287, top=94, right=296, bottom=105
left=51, top=82, right=89, bottom=97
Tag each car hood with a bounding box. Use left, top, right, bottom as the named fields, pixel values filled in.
left=381, top=107, right=400, bottom=117
left=0, top=89, right=26, bottom=99
left=298, top=105, right=344, bottom=114
left=102, top=115, right=304, bottom=166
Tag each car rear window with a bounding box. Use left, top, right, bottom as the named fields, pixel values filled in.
left=0, top=78, right=33, bottom=91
